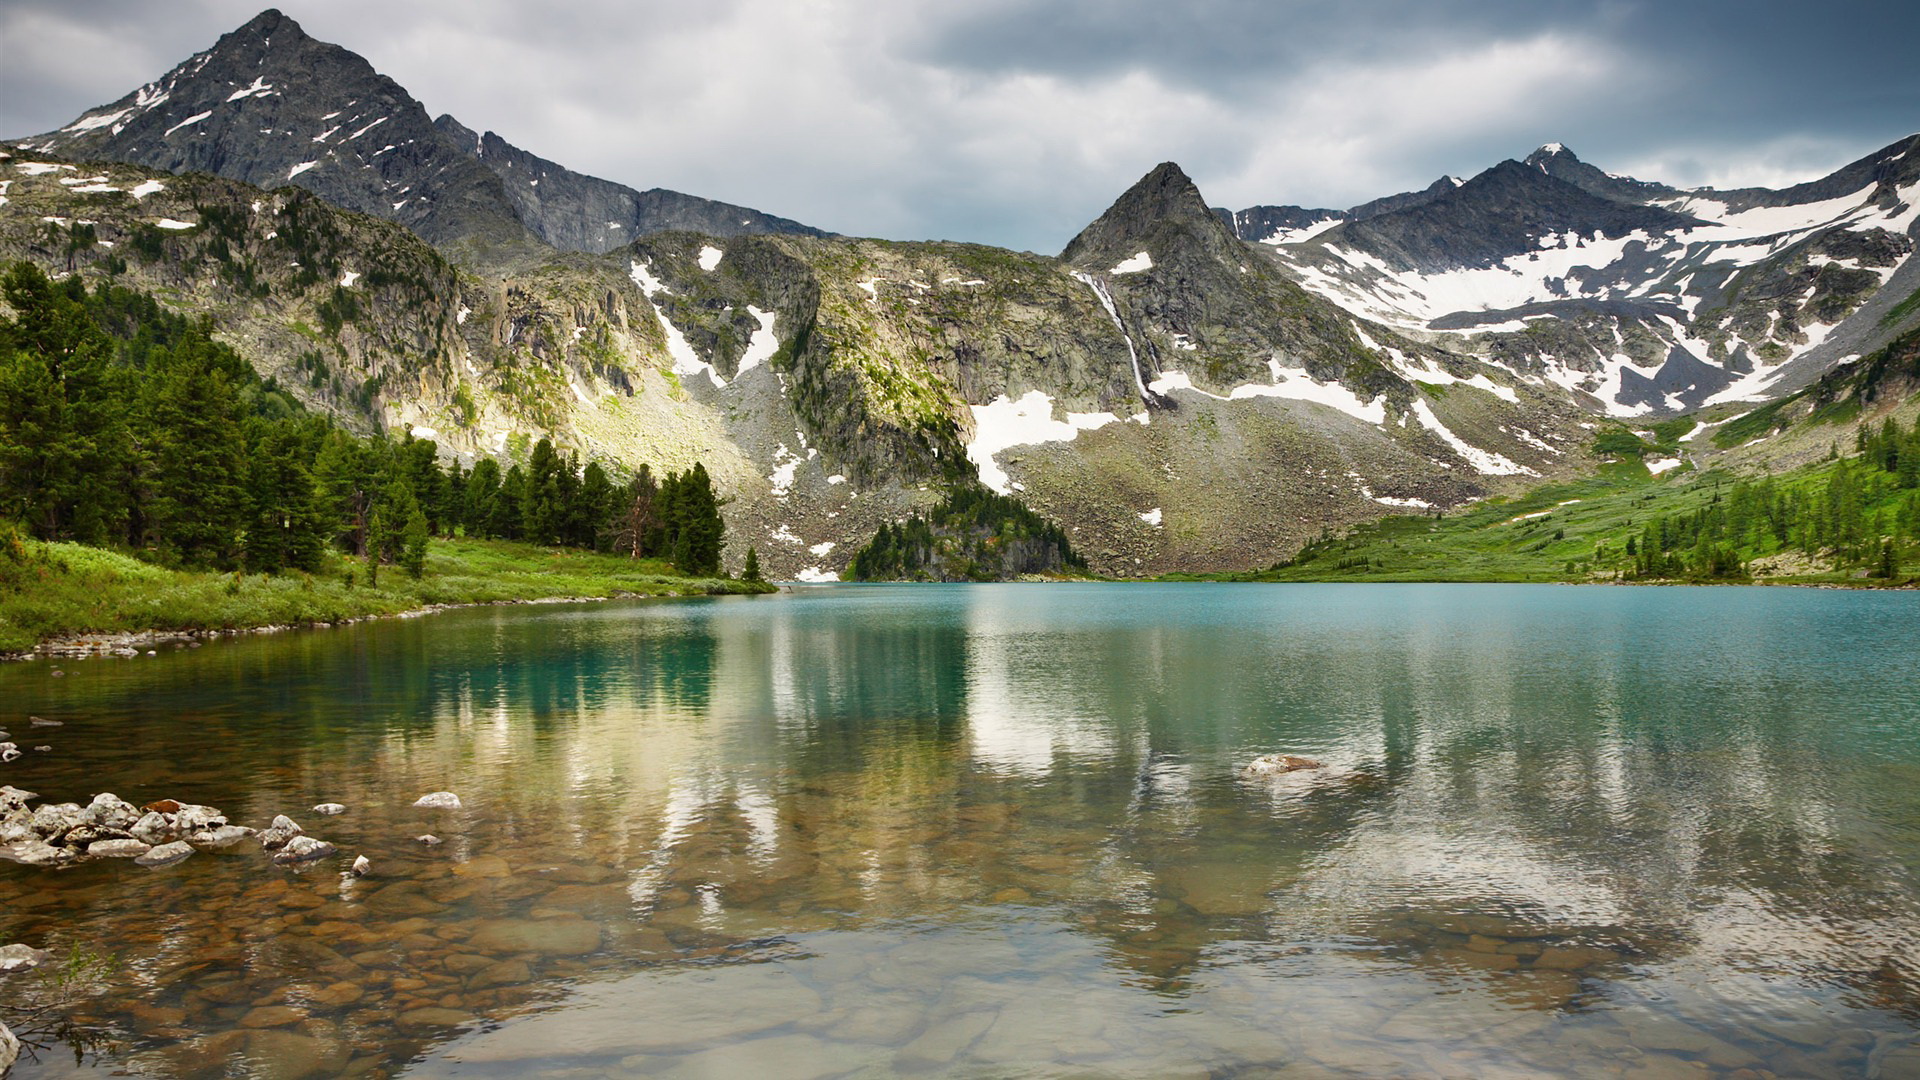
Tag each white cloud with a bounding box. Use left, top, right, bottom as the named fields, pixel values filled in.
left=1, top=1, right=1912, bottom=252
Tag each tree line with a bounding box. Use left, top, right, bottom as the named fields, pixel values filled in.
left=1622, top=420, right=1920, bottom=581
left=848, top=485, right=1084, bottom=581
left=0, top=262, right=728, bottom=579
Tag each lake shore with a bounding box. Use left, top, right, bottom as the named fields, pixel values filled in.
left=1, top=536, right=775, bottom=658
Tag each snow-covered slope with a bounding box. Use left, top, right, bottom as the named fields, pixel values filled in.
left=1227, top=137, right=1920, bottom=416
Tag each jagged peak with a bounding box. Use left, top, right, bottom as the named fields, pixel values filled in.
left=1060, top=161, right=1226, bottom=264
left=1525, top=143, right=1581, bottom=170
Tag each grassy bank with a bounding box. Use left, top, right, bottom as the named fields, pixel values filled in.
left=0, top=535, right=776, bottom=653
left=1169, top=457, right=1918, bottom=587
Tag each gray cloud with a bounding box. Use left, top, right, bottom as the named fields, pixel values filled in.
left=3, top=0, right=1915, bottom=252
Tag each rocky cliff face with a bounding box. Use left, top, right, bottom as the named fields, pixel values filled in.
left=18, top=10, right=821, bottom=268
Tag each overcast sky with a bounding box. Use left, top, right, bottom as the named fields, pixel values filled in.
left=5, top=0, right=1917, bottom=252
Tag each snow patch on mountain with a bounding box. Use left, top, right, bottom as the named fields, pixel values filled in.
left=967, top=391, right=1119, bottom=494
left=1111, top=251, right=1153, bottom=274
left=1410, top=400, right=1535, bottom=476
left=738, top=306, right=779, bottom=374
left=697, top=246, right=723, bottom=272
left=164, top=111, right=213, bottom=138
left=630, top=259, right=722, bottom=387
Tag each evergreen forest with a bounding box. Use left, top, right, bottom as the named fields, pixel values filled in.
left=0, top=262, right=729, bottom=581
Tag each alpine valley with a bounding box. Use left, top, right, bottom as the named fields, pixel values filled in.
left=6, top=9, right=1919, bottom=580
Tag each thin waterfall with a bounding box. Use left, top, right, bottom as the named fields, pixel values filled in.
left=1071, top=270, right=1151, bottom=403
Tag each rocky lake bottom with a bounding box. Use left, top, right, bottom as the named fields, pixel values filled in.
left=1, top=583, right=1917, bottom=1078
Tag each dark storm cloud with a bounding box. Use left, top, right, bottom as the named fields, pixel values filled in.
left=3, top=1, right=1915, bottom=252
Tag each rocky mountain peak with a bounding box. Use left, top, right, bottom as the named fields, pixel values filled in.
left=1060, top=161, right=1239, bottom=268
left=1321, top=158, right=1703, bottom=272
left=20, top=8, right=821, bottom=265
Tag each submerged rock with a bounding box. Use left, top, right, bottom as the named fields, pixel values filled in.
left=272, top=836, right=337, bottom=865
left=1241, top=754, right=1322, bottom=775
left=413, top=791, right=462, bottom=809
left=416, top=834, right=443, bottom=846
left=1, top=1018, right=18, bottom=1075
left=312, top=803, right=347, bottom=816
left=468, top=917, right=603, bottom=957
left=0, top=943, right=51, bottom=972
left=135, top=841, right=195, bottom=867
left=188, top=824, right=256, bottom=848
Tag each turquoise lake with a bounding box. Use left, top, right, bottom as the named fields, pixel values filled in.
left=1, top=583, right=1917, bottom=1077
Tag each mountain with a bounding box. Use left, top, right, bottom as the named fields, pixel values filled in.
left=1246, top=137, right=1920, bottom=417
left=1, top=146, right=1588, bottom=578
left=9, top=11, right=1915, bottom=579
left=16, top=9, right=821, bottom=266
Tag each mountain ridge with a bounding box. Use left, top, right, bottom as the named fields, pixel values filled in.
left=17, top=9, right=824, bottom=267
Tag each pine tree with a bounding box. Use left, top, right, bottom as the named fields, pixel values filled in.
left=490, top=465, right=526, bottom=540
left=742, top=545, right=762, bottom=583
left=243, top=417, right=327, bottom=572
left=578, top=460, right=616, bottom=549
left=0, top=263, right=131, bottom=543
left=143, top=328, right=247, bottom=566
left=401, top=504, right=429, bottom=579
left=463, top=458, right=502, bottom=536
left=522, top=438, right=564, bottom=544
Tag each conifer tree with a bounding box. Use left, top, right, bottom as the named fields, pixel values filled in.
left=464, top=458, right=502, bottom=536
left=0, top=263, right=131, bottom=543
left=143, top=327, right=247, bottom=566
left=401, top=504, right=429, bottom=579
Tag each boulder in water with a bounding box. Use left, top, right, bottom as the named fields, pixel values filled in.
left=312, top=802, right=347, bottom=816
left=86, top=792, right=141, bottom=830
left=0, top=943, right=51, bottom=973
left=30, top=802, right=88, bottom=838
left=350, top=854, right=370, bottom=876
left=272, top=836, right=337, bottom=865
left=88, top=838, right=152, bottom=858
left=129, top=809, right=177, bottom=844
left=174, top=804, right=226, bottom=832
left=413, top=791, right=462, bottom=809
left=134, top=841, right=195, bottom=867
left=258, top=815, right=303, bottom=851
left=416, top=834, right=443, bottom=846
